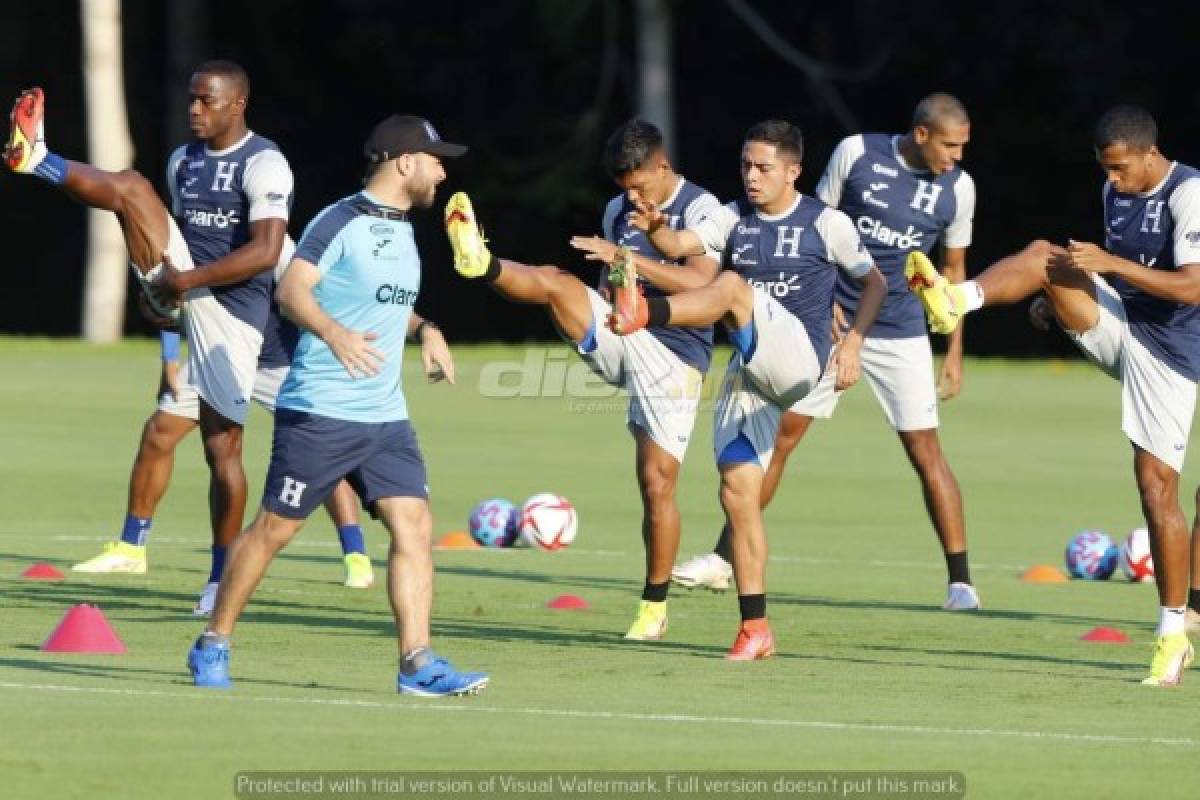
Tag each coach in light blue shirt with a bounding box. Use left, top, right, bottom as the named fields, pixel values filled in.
left=188, top=115, right=489, bottom=698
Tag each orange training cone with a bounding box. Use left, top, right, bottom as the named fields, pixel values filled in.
left=435, top=530, right=481, bottom=550
left=1021, top=564, right=1068, bottom=583
left=41, top=604, right=127, bottom=653
left=21, top=562, right=65, bottom=581
left=1081, top=626, right=1129, bottom=644
left=546, top=594, right=589, bottom=610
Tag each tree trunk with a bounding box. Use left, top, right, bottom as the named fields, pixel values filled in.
left=79, top=0, right=134, bottom=342
left=635, top=0, right=675, bottom=157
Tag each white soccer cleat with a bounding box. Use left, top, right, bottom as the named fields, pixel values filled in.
left=72, top=541, right=147, bottom=574
left=193, top=581, right=219, bottom=617
left=943, top=582, right=981, bottom=611
left=670, top=553, right=733, bottom=592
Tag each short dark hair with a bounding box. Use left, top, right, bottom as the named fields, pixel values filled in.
left=1094, top=105, right=1157, bottom=152
left=744, top=120, right=803, bottom=163
left=194, top=59, right=250, bottom=98
left=912, top=92, right=969, bottom=130
left=602, top=119, right=664, bottom=178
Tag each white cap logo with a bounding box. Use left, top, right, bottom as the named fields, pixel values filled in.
left=423, top=121, right=440, bottom=141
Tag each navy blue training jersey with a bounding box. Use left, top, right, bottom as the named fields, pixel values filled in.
left=820, top=134, right=974, bottom=339
left=602, top=178, right=720, bottom=373
left=1104, top=162, right=1200, bottom=381
left=168, top=132, right=294, bottom=334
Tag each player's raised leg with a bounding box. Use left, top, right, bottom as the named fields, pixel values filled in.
left=6, top=87, right=174, bottom=276
left=445, top=191, right=594, bottom=342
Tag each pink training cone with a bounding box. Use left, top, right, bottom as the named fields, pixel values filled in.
left=546, top=593, right=589, bottom=610
left=1080, top=626, right=1129, bottom=644
left=21, top=562, right=65, bottom=581
left=41, top=604, right=127, bottom=654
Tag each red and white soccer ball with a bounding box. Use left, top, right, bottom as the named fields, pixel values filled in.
left=517, top=493, right=578, bottom=551
left=1120, top=526, right=1155, bottom=583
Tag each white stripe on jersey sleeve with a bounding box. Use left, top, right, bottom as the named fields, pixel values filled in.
left=943, top=171, right=976, bottom=249
left=815, top=135, right=865, bottom=209
left=601, top=195, right=623, bottom=242
left=165, top=145, right=187, bottom=218
left=815, top=207, right=874, bottom=278
left=689, top=201, right=739, bottom=258
left=1169, top=177, right=1200, bottom=266
left=681, top=191, right=723, bottom=260
left=243, top=149, right=294, bottom=223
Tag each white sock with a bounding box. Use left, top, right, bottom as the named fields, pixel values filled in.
left=960, top=280, right=985, bottom=313
left=1158, top=605, right=1187, bottom=636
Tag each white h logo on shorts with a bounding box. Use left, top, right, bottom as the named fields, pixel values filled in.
left=279, top=477, right=307, bottom=508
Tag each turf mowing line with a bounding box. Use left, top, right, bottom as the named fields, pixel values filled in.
left=0, top=680, right=1193, bottom=748
left=46, top=535, right=1026, bottom=570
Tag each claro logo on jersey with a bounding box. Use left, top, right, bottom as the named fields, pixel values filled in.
left=748, top=272, right=801, bottom=299
left=376, top=284, right=418, bottom=305
left=185, top=207, right=241, bottom=229
left=857, top=215, right=924, bottom=250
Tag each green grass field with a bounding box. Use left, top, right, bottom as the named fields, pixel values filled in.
left=2, top=339, right=1198, bottom=799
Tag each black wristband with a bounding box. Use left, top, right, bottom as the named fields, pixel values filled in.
left=410, top=319, right=438, bottom=344
left=646, top=296, right=671, bottom=328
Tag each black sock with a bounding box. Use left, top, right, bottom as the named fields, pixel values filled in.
left=642, top=581, right=668, bottom=603
left=1189, top=588, right=1200, bottom=613
left=945, top=550, right=971, bottom=585
left=646, top=296, right=671, bottom=327
left=483, top=255, right=502, bottom=282
left=738, top=593, right=766, bottom=621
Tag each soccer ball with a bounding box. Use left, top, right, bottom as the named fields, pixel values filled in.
left=468, top=498, right=519, bottom=547
left=518, top=493, right=578, bottom=551
left=1120, top=527, right=1155, bottom=583
left=1065, top=530, right=1118, bottom=580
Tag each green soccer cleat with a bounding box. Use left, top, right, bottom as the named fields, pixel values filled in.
left=624, top=599, right=668, bottom=641
left=342, top=553, right=375, bottom=589
left=1141, top=632, right=1195, bottom=687
left=444, top=191, right=493, bottom=278
left=72, top=541, right=147, bottom=574
left=905, top=250, right=966, bottom=335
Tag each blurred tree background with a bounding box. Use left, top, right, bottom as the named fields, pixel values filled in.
left=2, top=0, right=1198, bottom=358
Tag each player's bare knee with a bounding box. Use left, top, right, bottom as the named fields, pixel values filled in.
left=638, top=464, right=678, bottom=511
left=1136, top=469, right=1178, bottom=519
left=718, top=479, right=755, bottom=514
left=114, top=169, right=157, bottom=212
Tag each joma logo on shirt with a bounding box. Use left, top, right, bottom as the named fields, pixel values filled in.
left=376, top=284, right=418, bottom=305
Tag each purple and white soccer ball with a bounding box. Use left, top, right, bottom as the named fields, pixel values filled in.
left=468, top=498, right=519, bottom=547
left=1065, top=530, right=1119, bottom=580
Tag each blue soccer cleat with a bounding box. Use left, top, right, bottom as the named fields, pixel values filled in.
left=397, top=656, right=488, bottom=697
left=188, top=636, right=232, bottom=689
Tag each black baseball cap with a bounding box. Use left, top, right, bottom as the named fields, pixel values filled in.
left=364, top=115, right=467, bottom=162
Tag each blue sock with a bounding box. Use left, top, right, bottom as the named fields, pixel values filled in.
left=338, top=524, right=366, bottom=556
left=577, top=317, right=598, bottom=355
left=208, top=546, right=227, bottom=584
left=729, top=319, right=757, bottom=361
left=33, top=152, right=68, bottom=185
left=119, top=514, right=152, bottom=546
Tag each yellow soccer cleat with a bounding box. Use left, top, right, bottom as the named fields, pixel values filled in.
left=1141, top=632, right=1195, bottom=687
left=72, top=541, right=147, bottom=574
left=5, top=88, right=47, bottom=174
left=342, top=552, right=375, bottom=589
left=905, top=250, right=966, bottom=335
left=444, top=191, right=493, bottom=278
left=623, top=599, right=668, bottom=641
